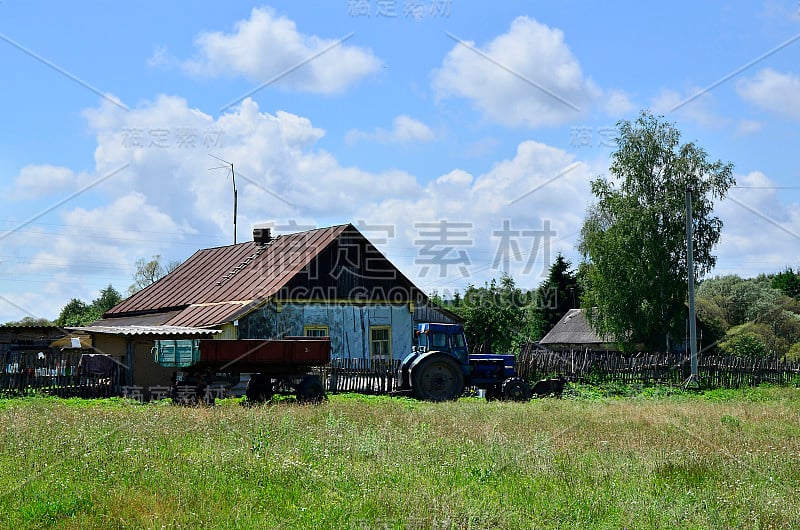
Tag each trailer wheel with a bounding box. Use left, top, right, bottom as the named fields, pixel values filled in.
left=411, top=354, right=465, bottom=402
left=501, top=377, right=531, bottom=402
left=296, top=376, right=326, bottom=404
left=245, top=373, right=273, bottom=403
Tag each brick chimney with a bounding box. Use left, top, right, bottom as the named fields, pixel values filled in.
left=253, top=226, right=272, bottom=245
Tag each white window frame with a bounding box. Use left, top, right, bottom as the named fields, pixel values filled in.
left=370, top=326, right=392, bottom=360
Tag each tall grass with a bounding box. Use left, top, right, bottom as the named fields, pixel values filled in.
left=0, top=388, right=799, bottom=529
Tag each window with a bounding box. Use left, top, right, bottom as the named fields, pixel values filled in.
left=304, top=326, right=329, bottom=337
left=431, top=332, right=448, bottom=349
left=370, top=326, right=391, bottom=359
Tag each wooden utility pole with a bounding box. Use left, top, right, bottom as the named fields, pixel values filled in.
left=685, top=187, right=699, bottom=387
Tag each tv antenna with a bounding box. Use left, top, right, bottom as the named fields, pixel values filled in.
left=208, top=154, right=238, bottom=244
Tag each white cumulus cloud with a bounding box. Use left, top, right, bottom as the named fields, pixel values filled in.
left=737, top=68, right=800, bottom=119
left=10, top=165, right=91, bottom=199
left=179, top=7, right=381, bottom=94
left=432, top=17, right=603, bottom=127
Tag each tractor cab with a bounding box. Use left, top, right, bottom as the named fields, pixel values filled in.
left=415, top=323, right=469, bottom=363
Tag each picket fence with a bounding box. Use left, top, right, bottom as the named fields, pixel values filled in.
left=318, top=358, right=401, bottom=394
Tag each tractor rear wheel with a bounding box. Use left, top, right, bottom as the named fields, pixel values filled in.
left=501, top=377, right=531, bottom=402
left=411, top=355, right=465, bottom=402
left=296, top=375, right=326, bottom=404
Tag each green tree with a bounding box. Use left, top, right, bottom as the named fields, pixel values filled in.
left=52, top=285, right=123, bottom=328
left=128, top=255, right=181, bottom=295
left=695, top=274, right=800, bottom=357
left=771, top=267, right=800, bottom=298
left=697, top=275, right=791, bottom=328
left=579, top=111, right=734, bottom=350
left=787, top=343, right=800, bottom=362
left=450, top=275, right=543, bottom=354
left=55, top=298, right=98, bottom=327
left=538, top=253, right=581, bottom=332
left=693, top=296, right=728, bottom=348
left=91, top=284, right=123, bottom=316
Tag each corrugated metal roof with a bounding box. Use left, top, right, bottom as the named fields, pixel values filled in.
left=68, top=325, right=222, bottom=336
left=164, top=302, right=254, bottom=328
left=106, top=224, right=349, bottom=319
left=90, top=310, right=183, bottom=327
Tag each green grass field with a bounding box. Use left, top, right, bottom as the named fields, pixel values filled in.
left=1, top=386, right=799, bottom=529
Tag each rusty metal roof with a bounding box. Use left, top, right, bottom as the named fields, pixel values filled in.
left=104, top=224, right=350, bottom=326
left=90, top=310, right=183, bottom=327
left=163, top=302, right=253, bottom=328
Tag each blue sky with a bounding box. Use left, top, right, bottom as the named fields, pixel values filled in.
left=2, top=1, right=800, bottom=322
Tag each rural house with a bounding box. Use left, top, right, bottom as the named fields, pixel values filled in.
left=74, top=224, right=442, bottom=391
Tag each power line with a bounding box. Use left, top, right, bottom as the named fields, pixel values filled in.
left=0, top=219, right=217, bottom=237
left=0, top=229, right=202, bottom=247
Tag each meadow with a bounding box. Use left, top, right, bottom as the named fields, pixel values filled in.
left=1, top=385, right=799, bottom=529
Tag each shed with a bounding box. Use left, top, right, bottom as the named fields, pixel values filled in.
left=538, top=309, right=619, bottom=352
left=67, top=324, right=221, bottom=391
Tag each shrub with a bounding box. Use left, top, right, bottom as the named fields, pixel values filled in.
left=719, top=329, right=769, bottom=357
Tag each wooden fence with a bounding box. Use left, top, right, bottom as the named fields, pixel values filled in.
left=4, top=347, right=798, bottom=400
left=317, top=358, right=401, bottom=394
left=516, top=348, right=800, bottom=387
left=0, top=350, right=122, bottom=398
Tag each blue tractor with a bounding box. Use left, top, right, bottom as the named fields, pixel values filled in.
left=398, top=323, right=531, bottom=402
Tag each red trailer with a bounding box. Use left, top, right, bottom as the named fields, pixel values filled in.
left=153, top=337, right=331, bottom=404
